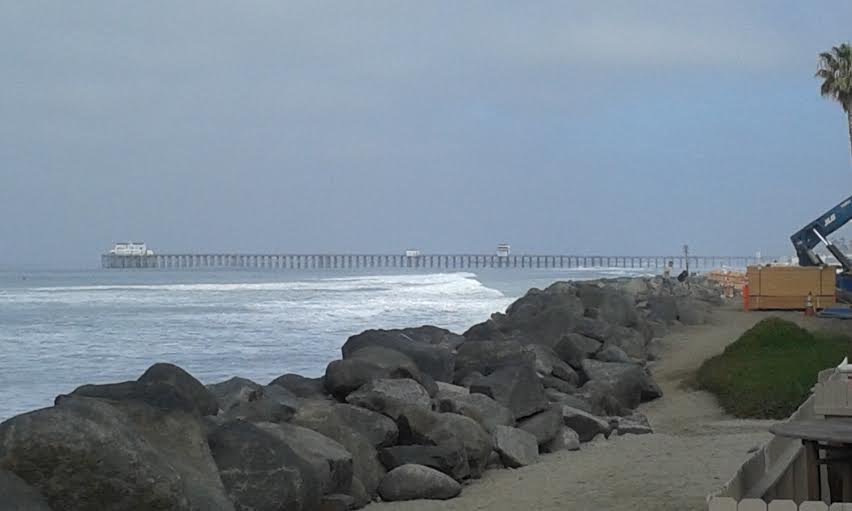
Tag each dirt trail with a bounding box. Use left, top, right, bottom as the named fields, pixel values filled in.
left=368, top=306, right=781, bottom=511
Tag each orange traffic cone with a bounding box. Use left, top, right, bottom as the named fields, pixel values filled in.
left=805, top=292, right=815, bottom=317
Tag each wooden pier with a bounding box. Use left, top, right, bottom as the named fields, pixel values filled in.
left=101, top=253, right=758, bottom=270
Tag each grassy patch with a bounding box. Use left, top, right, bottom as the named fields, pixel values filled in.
left=696, top=317, right=850, bottom=419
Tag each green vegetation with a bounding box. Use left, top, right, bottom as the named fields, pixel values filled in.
left=697, top=317, right=849, bottom=419
left=816, top=43, right=852, bottom=161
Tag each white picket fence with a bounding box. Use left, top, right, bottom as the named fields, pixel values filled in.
left=709, top=497, right=852, bottom=510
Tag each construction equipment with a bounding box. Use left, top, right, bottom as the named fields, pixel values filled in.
left=790, top=194, right=852, bottom=297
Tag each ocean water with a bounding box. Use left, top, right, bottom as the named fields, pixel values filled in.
left=0, top=267, right=654, bottom=420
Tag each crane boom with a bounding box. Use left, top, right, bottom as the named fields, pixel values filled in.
left=791, top=194, right=852, bottom=272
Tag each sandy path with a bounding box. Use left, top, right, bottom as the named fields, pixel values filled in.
left=367, top=306, right=780, bottom=511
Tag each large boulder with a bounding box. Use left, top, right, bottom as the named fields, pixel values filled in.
left=0, top=469, right=52, bottom=511
left=576, top=284, right=640, bottom=327
left=541, top=426, right=581, bottom=453
left=393, top=406, right=492, bottom=478
left=524, top=344, right=579, bottom=385
left=453, top=340, right=532, bottom=381
left=470, top=364, right=548, bottom=420
left=325, top=353, right=435, bottom=401
left=676, top=298, right=710, bottom=325
left=269, top=373, right=328, bottom=400
left=581, top=359, right=662, bottom=409
left=553, top=333, right=601, bottom=369
left=540, top=374, right=575, bottom=394
left=435, top=392, right=514, bottom=433
left=397, top=326, right=465, bottom=350
left=558, top=405, right=612, bottom=442
left=217, top=384, right=300, bottom=423
left=71, top=363, right=219, bottom=417
left=345, top=379, right=431, bottom=420
left=290, top=401, right=386, bottom=498
left=493, top=425, right=539, bottom=468
left=348, top=346, right=439, bottom=396
left=319, top=494, right=356, bottom=511
left=256, top=422, right=353, bottom=495
left=378, top=444, right=470, bottom=481
left=332, top=404, right=399, bottom=448
left=517, top=406, right=562, bottom=445
left=342, top=329, right=454, bottom=382
left=378, top=464, right=461, bottom=501
left=595, top=345, right=632, bottom=364
left=647, top=295, right=679, bottom=324
left=207, top=377, right=261, bottom=412
left=0, top=395, right=234, bottom=511
left=605, top=326, right=648, bottom=360
left=571, top=317, right=612, bottom=342
left=209, top=420, right=320, bottom=511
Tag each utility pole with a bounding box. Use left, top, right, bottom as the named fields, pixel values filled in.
left=683, top=244, right=689, bottom=274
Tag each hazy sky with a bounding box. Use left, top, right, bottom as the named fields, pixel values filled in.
left=2, top=1, right=852, bottom=268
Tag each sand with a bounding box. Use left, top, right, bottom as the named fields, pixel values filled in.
left=367, top=306, right=784, bottom=511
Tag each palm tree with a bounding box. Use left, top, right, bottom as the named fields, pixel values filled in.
left=816, top=43, right=852, bottom=162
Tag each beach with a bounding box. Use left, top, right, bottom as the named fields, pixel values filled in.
left=367, top=305, right=777, bottom=511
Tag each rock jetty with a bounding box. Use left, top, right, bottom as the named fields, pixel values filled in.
left=0, top=276, right=723, bottom=510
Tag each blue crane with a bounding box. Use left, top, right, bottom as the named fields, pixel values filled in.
left=791, top=194, right=852, bottom=274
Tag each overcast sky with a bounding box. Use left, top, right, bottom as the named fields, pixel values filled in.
left=2, top=1, right=851, bottom=268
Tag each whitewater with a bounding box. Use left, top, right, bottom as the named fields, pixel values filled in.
left=0, top=267, right=652, bottom=419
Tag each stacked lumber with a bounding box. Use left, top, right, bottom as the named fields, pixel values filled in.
left=746, top=265, right=837, bottom=310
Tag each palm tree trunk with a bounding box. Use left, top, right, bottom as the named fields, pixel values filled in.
left=848, top=107, right=852, bottom=164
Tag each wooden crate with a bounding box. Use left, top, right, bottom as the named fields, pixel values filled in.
left=748, top=265, right=837, bottom=310
left=750, top=295, right=836, bottom=310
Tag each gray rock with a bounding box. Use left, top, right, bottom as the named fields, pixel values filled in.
left=342, top=329, right=455, bottom=382
left=571, top=317, right=612, bottom=342
left=595, top=345, right=632, bottom=363
left=554, top=333, right=601, bottom=369
left=256, top=422, right=354, bottom=495
left=378, top=464, right=461, bottom=501
left=325, top=352, right=435, bottom=401
left=576, top=284, right=639, bottom=327
left=209, top=420, right=319, bottom=511
left=378, top=444, right=470, bottom=481
left=291, top=401, right=386, bottom=498
left=605, top=326, right=648, bottom=360
left=540, top=374, right=575, bottom=394
left=348, top=346, right=438, bottom=396
left=517, top=406, right=562, bottom=445
left=393, top=406, right=492, bottom=478
left=345, top=378, right=431, bottom=419
left=219, top=384, right=300, bottom=423
left=493, top=426, right=539, bottom=468
left=574, top=380, right=631, bottom=417
left=525, top=344, right=578, bottom=385
left=333, top=404, right=399, bottom=448
left=269, top=373, right=328, bottom=399
left=319, top=493, right=356, bottom=511
left=580, top=359, right=662, bottom=410
left=0, top=395, right=234, bottom=511
left=453, top=340, right=533, bottom=381
left=397, top=326, right=466, bottom=350
left=541, top=426, right=581, bottom=453
left=0, top=469, right=52, bottom=511
left=470, top=364, right=548, bottom=420
left=559, top=405, right=612, bottom=442
left=434, top=381, right=469, bottom=399
left=72, top=361, right=220, bottom=417
left=207, top=376, right=261, bottom=412
left=436, top=392, right=514, bottom=433
left=348, top=477, right=370, bottom=509
left=613, top=413, right=654, bottom=435
left=676, top=298, right=709, bottom=325
left=647, top=295, right=679, bottom=324
left=136, top=363, right=219, bottom=416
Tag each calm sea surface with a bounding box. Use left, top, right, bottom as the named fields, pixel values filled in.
left=0, top=267, right=654, bottom=420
